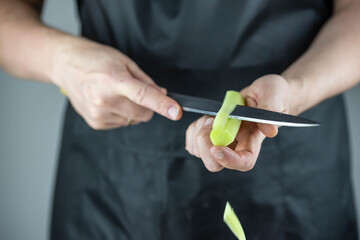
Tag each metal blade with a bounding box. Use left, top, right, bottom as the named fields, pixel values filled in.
left=168, top=92, right=319, bottom=127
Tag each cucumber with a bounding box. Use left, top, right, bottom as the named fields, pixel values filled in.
left=210, top=91, right=245, bottom=146
left=224, top=201, right=246, bottom=240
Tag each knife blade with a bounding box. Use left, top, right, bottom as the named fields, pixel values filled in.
left=168, top=92, right=319, bottom=127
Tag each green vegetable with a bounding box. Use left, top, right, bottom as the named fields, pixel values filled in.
left=224, top=201, right=246, bottom=240
left=210, top=91, right=245, bottom=146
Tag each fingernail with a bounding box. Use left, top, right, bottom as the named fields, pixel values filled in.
left=168, top=106, right=179, bottom=120
left=204, top=118, right=214, bottom=126
left=211, top=149, right=224, bottom=160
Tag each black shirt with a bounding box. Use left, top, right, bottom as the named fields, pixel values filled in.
left=51, top=1, right=358, bottom=239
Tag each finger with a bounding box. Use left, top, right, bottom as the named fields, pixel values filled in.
left=102, top=122, right=127, bottom=130
left=256, top=99, right=281, bottom=138
left=102, top=119, right=141, bottom=130
left=192, top=116, right=211, bottom=157
left=210, top=146, right=257, bottom=172
left=186, top=123, right=197, bottom=156
left=93, top=112, right=128, bottom=125
left=69, top=96, right=132, bottom=130
left=129, top=120, right=141, bottom=126
left=196, top=117, right=223, bottom=172
left=107, top=96, right=154, bottom=122
left=257, top=123, right=278, bottom=138
left=94, top=115, right=141, bottom=129
left=242, top=94, right=279, bottom=138
left=235, top=121, right=265, bottom=156
left=186, top=116, right=210, bottom=157
left=116, top=78, right=182, bottom=120
left=87, top=115, right=128, bottom=130
left=210, top=121, right=265, bottom=171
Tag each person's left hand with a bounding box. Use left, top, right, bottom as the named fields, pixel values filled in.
left=185, top=74, right=290, bottom=172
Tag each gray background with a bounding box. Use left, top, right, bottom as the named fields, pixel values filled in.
left=0, top=0, right=359, bottom=239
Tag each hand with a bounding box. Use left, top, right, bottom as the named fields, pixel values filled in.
left=185, top=75, right=290, bottom=172
left=50, top=37, right=182, bottom=130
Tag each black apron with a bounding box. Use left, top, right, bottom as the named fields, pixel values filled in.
left=51, top=1, right=358, bottom=239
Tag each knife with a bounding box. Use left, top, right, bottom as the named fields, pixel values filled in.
left=168, top=92, right=319, bottom=127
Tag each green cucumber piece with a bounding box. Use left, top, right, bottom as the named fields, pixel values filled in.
left=224, top=201, right=246, bottom=240
left=210, top=91, right=245, bottom=146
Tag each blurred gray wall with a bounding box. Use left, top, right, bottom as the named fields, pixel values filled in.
left=0, top=1, right=78, bottom=240
left=0, top=1, right=359, bottom=240
left=346, top=86, right=360, bottom=236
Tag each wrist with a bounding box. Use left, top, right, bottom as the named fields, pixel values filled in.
left=44, top=29, right=79, bottom=87
left=282, top=75, right=307, bottom=116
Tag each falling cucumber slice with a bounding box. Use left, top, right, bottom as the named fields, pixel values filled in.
left=210, top=91, right=245, bottom=146
left=224, top=202, right=246, bottom=240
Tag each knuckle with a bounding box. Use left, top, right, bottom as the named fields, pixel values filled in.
left=89, top=121, right=103, bottom=130
left=186, top=146, right=194, bottom=156
left=156, top=97, right=169, bottom=114
left=134, top=86, right=148, bottom=105
left=93, top=97, right=106, bottom=107
left=204, top=160, right=222, bottom=172
left=248, top=159, right=256, bottom=171
left=89, top=108, right=106, bottom=122
left=93, top=125, right=103, bottom=130
left=241, top=158, right=255, bottom=172
left=186, top=125, right=194, bottom=137
left=208, top=166, right=223, bottom=172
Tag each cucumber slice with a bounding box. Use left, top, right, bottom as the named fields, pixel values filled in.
left=224, top=201, right=246, bottom=240
left=210, top=91, right=245, bottom=146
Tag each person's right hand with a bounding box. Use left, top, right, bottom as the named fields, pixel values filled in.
left=50, top=37, right=182, bottom=130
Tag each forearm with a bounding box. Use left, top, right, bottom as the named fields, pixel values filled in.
left=283, top=2, right=360, bottom=115
left=0, top=0, right=76, bottom=83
